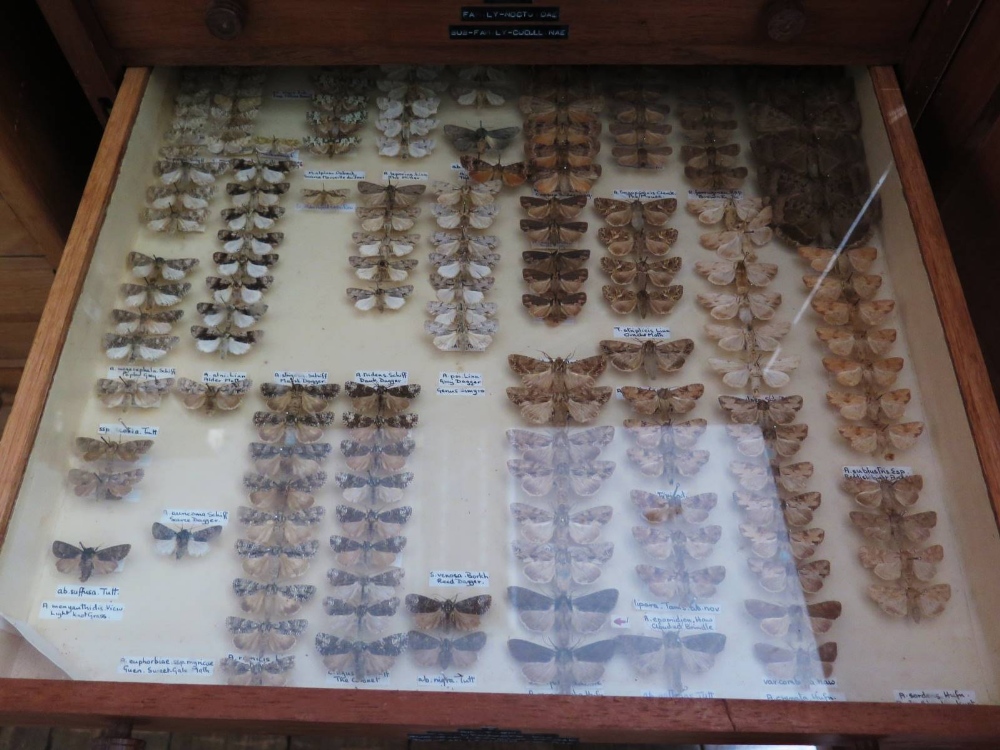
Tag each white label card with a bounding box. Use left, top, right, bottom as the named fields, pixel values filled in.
left=55, top=585, right=120, bottom=599
left=296, top=202, right=357, bottom=212
left=326, top=671, right=390, bottom=686
left=644, top=613, right=716, bottom=632
left=162, top=509, right=230, bottom=526
left=416, top=673, right=478, bottom=688
left=39, top=601, right=124, bottom=621
left=118, top=656, right=214, bottom=677
left=612, top=326, right=670, bottom=339
left=429, top=570, right=490, bottom=588
left=304, top=169, right=366, bottom=180
left=382, top=170, right=429, bottom=181
left=632, top=599, right=721, bottom=614
left=763, top=691, right=845, bottom=702
left=107, top=366, right=175, bottom=380
left=271, top=89, right=314, bottom=99
left=201, top=371, right=248, bottom=384
left=687, top=189, right=745, bottom=200
left=273, top=370, right=328, bottom=385
left=354, top=370, right=408, bottom=386
left=99, top=423, right=159, bottom=437
left=844, top=465, right=914, bottom=480
left=643, top=689, right=716, bottom=699
left=613, top=189, right=676, bottom=200
left=436, top=372, right=485, bottom=396
left=895, top=689, right=976, bottom=704
left=450, top=163, right=470, bottom=180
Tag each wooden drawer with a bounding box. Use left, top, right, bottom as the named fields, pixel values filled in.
left=0, top=64, right=998, bottom=747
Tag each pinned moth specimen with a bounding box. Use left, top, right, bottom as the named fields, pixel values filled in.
left=315, top=632, right=407, bottom=678
left=460, top=155, right=528, bottom=187
left=426, top=315, right=497, bottom=352
left=532, top=163, right=602, bottom=195
left=600, top=256, right=682, bottom=287
left=356, top=205, right=420, bottom=233
left=451, top=66, right=511, bottom=107
left=803, top=271, right=883, bottom=303
left=620, top=383, right=705, bottom=422
left=228, top=181, right=289, bottom=208
left=432, top=202, right=499, bottom=231
left=357, top=182, right=427, bottom=210
left=405, top=594, right=492, bottom=631
left=859, top=544, right=944, bottom=582
left=593, top=197, right=676, bottom=229
left=238, top=506, right=326, bottom=546
left=508, top=353, right=605, bottom=389
left=837, top=422, right=924, bottom=457
left=444, top=124, right=519, bottom=154
left=748, top=552, right=831, bottom=595
left=377, top=136, right=436, bottom=159
left=811, top=298, right=895, bottom=328
left=244, top=472, right=328, bottom=511
left=681, top=142, right=741, bottom=169
left=350, top=256, right=418, bottom=283
left=175, top=377, right=252, bottom=413
left=218, top=229, right=283, bottom=257
left=632, top=489, right=718, bottom=525
left=74, top=436, right=152, bottom=463
left=68, top=468, right=143, bottom=500
left=612, top=145, right=672, bottom=168
left=753, top=642, right=838, bottom=681
left=510, top=502, right=613, bottom=545
left=127, top=252, right=199, bottom=281
left=226, top=617, right=308, bottom=653
left=507, top=586, right=618, bottom=633
left=508, top=638, right=616, bottom=695
left=220, top=655, right=295, bottom=687
left=343, top=412, right=418, bottom=445
left=336, top=471, right=414, bottom=506
left=221, top=205, right=285, bottom=232
left=520, top=195, right=588, bottom=220
left=301, top=186, right=350, bottom=208
left=822, top=356, right=904, bottom=389
left=328, top=567, right=405, bottom=606
left=154, top=156, right=228, bottom=187
left=736, top=490, right=822, bottom=528
left=726, top=422, right=808, bottom=459
left=151, top=523, right=222, bottom=559
left=603, top=285, right=683, bottom=318
left=599, top=226, right=678, bottom=257
left=705, top=321, right=789, bottom=354
left=632, top=525, right=722, bottom=562
left=730, top=460, right=814, bottom=494
left=305, top=135, right=362, bottom=156
left=111, top=309, right=184, bottom=335
left=52, top=541, right=131, bottom=582
left=709, top=353, right=800, bottom=390
left=231, top=157, right=298, bottom=187
left=330, top=535, right=406, bottom=568
left=625, top=419, right=707, bottom=453
left=627, top=445, right=709, bottom=481
left=636, top=563, right=726, bottom=607
left=348, top=285, right=414, bottom=312
left=355, top=232, right=420, bottom=258
left=698, top=290, right=782, bottom=324
left=799, top=245, right=878, bottom=276
left=430, top=249, right=499, bottom=280
left=97, top=377, right=174, bottom=409
left=408, top=631, right=487, bottom=670
left=261, top=382, right=340, bottom=414
left=519, top=219, right=588, bottom=246
left=507, top=459, right=616, bottom=498
left=121, top=281, right=191, bottom=308
left=336, top=505, right=413, bottom=541
left=850, top=508, right=937, bottom=547
left=842, top=473, right=923, bottom=510
left=513, top=541, right=614, bottom=587
left=745, top=599, right=842, bottom=639
left=685, top=165, right=748, bottom=190
left=816, top=327, right=897, bottom=360
left=191, top=326, right=262, bottom=358
left=522, top=247, right=590, bottom=273
left=431, top=275, right=494, bottom=304
left=254, top=411, right=336, bottom=444
left=143, top=205, right=208, bottom=233
left=324, top=597, right=400, bottom=636
left=344, top=382, right=421, bottom=416
left=235, top=539, right=319, bottom=580
left=341, top=438, right=416, bottom=473
left=600, top=338, right=693, bottom=379
left=739, top=524, right=825, bottom=560
left=618, top=631, right=726, bottom=694
left=197, top=302, right=267, bottom=329
left=250, top=442, right=332, bottom=478
left=432, top=179, right=501, bottom=210
left=695, top=258, right=778, bottom=289
left=213, top=250, right=279, bottom=279
left=506, top=425, right=615, bottom=464
left=869, top=582, right=951, bottom=622
left=506, top=385, right=611, bottom=426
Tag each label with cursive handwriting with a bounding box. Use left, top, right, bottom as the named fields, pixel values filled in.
left=894, top=689, right=976, bottom=704
left=613, top=326, right=670, bottom=340
left=305, top=169, right=366, bottom=180
left=118, top=656, right=214, bottom=677
left=355, top=370, right=408, bottom=386
left=383, top=171, right=429, bottom=182
left=643, top=613, right=716, bottom=632
left=54, top=585, right=120, bottom=599
left=273, top=370, right=328, bottom=385
left=201, top=371, right=248, bottom=384
left=843, top=465, right=914, bottom=480
left=162, top=509, right=229, bottom=526
left=613, top=189, right=676, bottom=200
left=429, top=570, right=490, bottom=588
left=632, top=599, right=721, bottom=614
left=40, top=601, right=123, bottom=621
left=99, top=423, right=159, bottom=437
left=107, top=366, right=175, bottom=380
left=437, top=372, right=485, bottom=396
left=417, top=673, right=478, bottom=689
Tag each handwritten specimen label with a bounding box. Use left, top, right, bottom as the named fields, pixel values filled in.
left=613, top=189, right=676, bottom=200
left=383, top=170, right=429, bottom=181
left=40, top=601, right=124, bottom=621
left=99, top=424, right=159, bottom=437
left=355, top=370, right=408, bottom=386
left=54, top=585, right=120, bottom=599
left=688, top=189, right=744, bottom=200
left=201, top=371, right=248, bottom=384
left=162, top=509, right=230, bottom=526
left=613, top=326, right=670, bottom=339
left=450, top=162, right=470, bottom=180
left=429, top=570, right=490, bottom=588
left=297, top=202, right=356, bottom=212
left=118, top=656, right=214, bottom=677
left=107, top=366, right=175, bottom=379
left=274, top=370, right=328, bottom=385
left=417, top=673, right=478, bottom=688
left=304, top=169, right=366, bottom=180
left=643, top=613, right=716, bottom=632
left=895, top=689, right=976, bottom=704
left=326, top=671, right=390, bottom=686
left=437, top=372, right=486, bottom=396
left=271, top=89, right=314, bottom=99
left=764, top=690, right=845, bottom=702
left=844, top=465, right=914, bottom=480
left=632, top=599, right=721, bottom=615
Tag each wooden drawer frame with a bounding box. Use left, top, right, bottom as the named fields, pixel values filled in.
left=0, top=65, right=998, bottom=747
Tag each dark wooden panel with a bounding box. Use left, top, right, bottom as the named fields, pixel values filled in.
left=89, top=0, right=926, bottom=65
left=0, top=259, right=53, bottom=321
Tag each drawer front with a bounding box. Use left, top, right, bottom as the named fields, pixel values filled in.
left=90, top=0, right=926, bottom=65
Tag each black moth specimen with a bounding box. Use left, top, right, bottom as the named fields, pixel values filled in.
left=52, top=541, right=131, bottom=582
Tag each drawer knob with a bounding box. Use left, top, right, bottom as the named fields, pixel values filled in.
left=763, top=0, right=806, bottom=42
left=205, top=0, right=247, bottom=40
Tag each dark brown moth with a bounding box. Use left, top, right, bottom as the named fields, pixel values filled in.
left=405, top=594, right=493, bottom=631
left=52, top=541, right=131, bottom=583
left=315, top=632, right=408, bottom=678
left=260, top=382, right=340, bottom=414
left=344, top=382, right=421, bottom=416
left=507, top=586, right=618, bottom=633
left=232, top=578, right=317, bottom=617
left=226, top=617, right=308, bottom=653
left=507, top=638, right=616, bottom=695
left=408, top=631, right=487, bottom=670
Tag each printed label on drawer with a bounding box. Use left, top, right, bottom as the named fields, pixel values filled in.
left=643, top=613, right=716, bottom=632
left=613, top=189, right=675, bottom=200
left=632, top=599, right=721, bottom=614
left=429, top=570, right=490, bottom=587
left=451, top=162, right=470, bottom=180
left=894, top=689, right=976, bottom=704
left=55, top=585, right=120, bottom=600
left=417, top=673, right=478, bottom=689
left=273, top=370, right=328, bottom=385
left=99, top=423, right=159, bottom=437
left=201, top=371, right=248, bottom=384
left=326, top=670, right=390, bottom=686
left=437, top=372, right=485, bottom=396
left=612, top=326, right=670, bottom=339
left=843, top=465, right=914, bottom=480
left=382, top=170, right=429, bottom=181
left=304, top=169, right=366, bottom=180
left=687, top=189, right=745, bottom=200
left=162, top=509, right=230, bottom=526
left=107, top=366, right=176, bottom=380
left=354, top=370, right=407, bottom=386
left=118, top=656, right=214, bottom=677
left=271, top=89, right=314, bottom=99
left=40, top=601, right=124, bottom=621
left=764, top=690, right=845, bottom=702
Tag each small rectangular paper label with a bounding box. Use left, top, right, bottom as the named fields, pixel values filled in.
left=429, top=570, right=490, bottom=588
left=764, top=691, right=845, bottom=702
left=764, top=677, right=838, bottom=688
left=118, top=656, right=214, bottom=677
left=632, top=599, right=721, bottom=614
left=201, top=371, right=247, bottom=384
left=643, top=613, right=717, bottom=632
left=40, top=601, right=124, bottom=621
left=326, top=671, right=390, bottom=686
left=99, top=423, right=159, bottom=437
left=273, top=370, right=328, bottom=385
left=437, top=372, right=485, bottom=396
left=355, top=370, right=407, bottom=386
left=271, top=89, right=314, bottom=99
left=613, top=326, right=670, bottom=339
left=54, top=585, right=120, bottom=599
left=107, top=366, right=175, bottom=379
left=613, top=189, right=676, bottom=200
left=296, top=202, right=357, bottom=212
left=416, top=673, right=478, bottom=688
left=162, top=509, right=230, bottom=526
left=643, top=689, right=716, bottom=699
left=895, top=689, right=976, bottom=704
left=687, top=189, right=745, bottom=200
left=451, top=162, right=470, bottom=180
left=304, top=169, right=366, bottom=180
left=844, top=465, right=914, bottom=480
left=382, top=170, right=429, bottom=181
